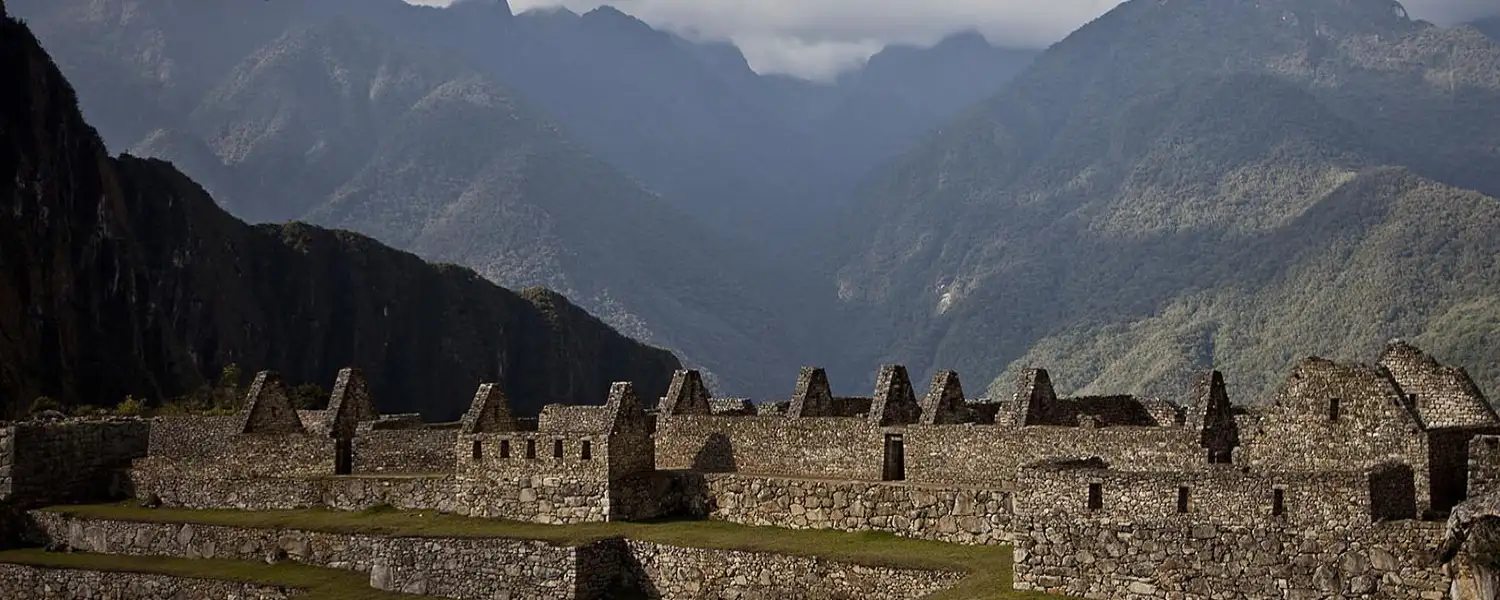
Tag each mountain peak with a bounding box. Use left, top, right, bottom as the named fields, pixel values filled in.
left=448, top=0, right=513, bottom=21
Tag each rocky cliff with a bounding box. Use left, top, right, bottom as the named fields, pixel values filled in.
left=0, top=4, right=680, bottom=419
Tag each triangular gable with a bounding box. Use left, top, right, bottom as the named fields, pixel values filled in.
left=1011, top=368, right=1056, bottom=427
left=920, top=370, right=967, bottom=425
left=326, top=367, right=379, bottom=438
left=459, top=382, right=519, bottom=434
left=236, top=371, right=306, bottom=434
left=787, top=367, right=834, bottom=418
left=660, top=369, right=711, bottom=416
left=870, top=365, right=921, bottom=426
left=606, top=381, right=649, bottom=435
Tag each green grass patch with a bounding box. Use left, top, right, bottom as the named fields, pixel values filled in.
left=0, top=548, right=418, bottom=600
left=36, top=504, right=1066, bottom=599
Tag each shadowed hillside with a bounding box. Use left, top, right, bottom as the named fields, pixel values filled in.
left=0, top=3, right=680, bottom=419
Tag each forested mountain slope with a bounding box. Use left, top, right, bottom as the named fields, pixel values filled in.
left=836, top=0, right=1500, bottom=401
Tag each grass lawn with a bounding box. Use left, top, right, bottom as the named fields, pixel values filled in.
left=0, top=548, right=417, bottom=600
left=32, top=504, right=1067, bottom=600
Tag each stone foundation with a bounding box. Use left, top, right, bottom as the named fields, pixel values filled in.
left=29, top=511, right=967, bottom=600
left=688, top=473, right=1013, bottom=545
left=621, top=539, right=965, bottom=599
left=1012, top=517, right=1450, bottom=600
left=0, top=564, right=295, bottom=599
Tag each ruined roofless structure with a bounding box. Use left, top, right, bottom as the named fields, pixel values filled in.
left=14, top=339, right=1495, bottom=600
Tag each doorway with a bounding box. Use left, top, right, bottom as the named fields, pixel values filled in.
left=882, top=434, right=906, bottom=481
left=335, top=438, right=353, bottom=475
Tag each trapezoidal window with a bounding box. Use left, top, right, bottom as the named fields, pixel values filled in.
left=1328, top=398, right=1341, bottom=422
left=1087, top=483, right=1103, bottom=511
left=553, top=439, right=564, bottom=459
left=1272, top=488, right=1286, bottom=516
left=471, top=440, right=483, bottom=461
left=500, top=439, right=511, bottom=459
left=581, top=440, right=593, bottom=460
left=1177, top=486, right=1190, bottom=514
left=525, top=439, right=537, bottom=459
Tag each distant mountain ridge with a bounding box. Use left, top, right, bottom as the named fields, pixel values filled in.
left=0, top=2, right=680, bottom=419
left=835, top=0, right=1500, bottom=402
left=10, top=0, right=844, bottom=398
left=8, top=0, right=1037, bottom=398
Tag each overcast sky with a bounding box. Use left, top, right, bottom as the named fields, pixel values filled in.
left=418, top=0, right=1500, bottom=80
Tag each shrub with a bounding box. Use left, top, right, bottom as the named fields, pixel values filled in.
left=28, top=396, right=62, bottom=415
left=115, top=396, right=147, bottom=417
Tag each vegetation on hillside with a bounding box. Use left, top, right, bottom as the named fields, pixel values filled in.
left=836, top=0, right=1500, bottom=402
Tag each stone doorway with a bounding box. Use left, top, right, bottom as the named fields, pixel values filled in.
left=335, top=438, right=353, bottom=475
left=883, top=434, right=905, bottom=481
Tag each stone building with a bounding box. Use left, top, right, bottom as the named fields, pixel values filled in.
left=31, top=339, right=1498, bottom=599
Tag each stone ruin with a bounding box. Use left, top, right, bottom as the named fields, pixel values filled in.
left=6, top=339, right=1500, bottom=599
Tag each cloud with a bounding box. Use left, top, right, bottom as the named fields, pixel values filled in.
left=485, top=0, right=1499, bottom=79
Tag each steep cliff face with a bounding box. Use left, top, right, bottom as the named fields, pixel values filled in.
left=0, top=6, right=680, bottom=419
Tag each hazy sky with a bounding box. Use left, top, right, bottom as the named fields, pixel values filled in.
left=419, top=0, right=1500, bottom=80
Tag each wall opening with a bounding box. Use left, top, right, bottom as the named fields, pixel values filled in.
left=553, top=439, right=564, bottom=459
left=1328, top=398, right=1341, bottom=422
left=1272, top=488, right=1286, bottom=516
left=882, top=434, right=905, bottom=481
left=1177, top=486, right=1190, bottom=513
left=500, top=439, right=511, bottom=459
left=1208, top=449, right=1232, bottom=464
left=471, top=440, right=483, bottom=462
left=335, top=438, right=352, bottom=475
left=525, top=439, right=537, bottom=459
left=581, top=440, right=593, bottom=460
left=1429, top=431, right=1475, bottom=514
left=1087, top=483, right=1103, bottom=511
left=1369, top=462, right=1417, bottom=521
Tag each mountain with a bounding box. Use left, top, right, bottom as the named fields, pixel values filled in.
left=836, top=0, right=1500, bottom=402
left=0, top=2, right=680, bottom=420
left=797, top=32, right=1037, bottom=181
left=9, top=0, right=829, bottom=398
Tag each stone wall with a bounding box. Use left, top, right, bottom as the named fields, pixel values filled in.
left=902, top=424, right=1202, bottom=487
left=455, top=473, right=612, bottom=524
left=29, top=511, right=595, bottom=600
left=130, top=471, right=457, bottom=512
left=621, top=539, right=965, bottom=599
left=1011, top=516, right=1449, bottom=600
left=0, top=564, right=295, bottom=600
left=226, top=434, right=336, bottom=478
left=685, top=473, right=1013, bottom=545
left=145, top=416, right=235, bottom=460
left=654, top=416, right=884, bottom=480
left=0, top=420, right=150, bottom=507
left=353, top=429, right=457, bottom=474
left=1014, top=467, right=1375, bottom=529
left=30, top=511, right=967, bottom=600
left=1470, top=435, right=1500, bottom=497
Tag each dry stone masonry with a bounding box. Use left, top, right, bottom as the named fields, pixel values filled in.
left=28, top=511, right=966, bottom=600
left=0, top=564, right=296, bottom=600
left=5, top=340, right=1500, bottom=599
